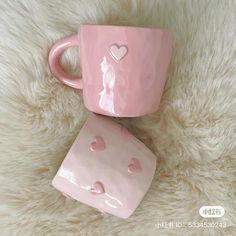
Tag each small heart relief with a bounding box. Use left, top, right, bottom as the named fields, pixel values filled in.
left=128, top=158, right=142, bottom=173
left=109, top=44, right=128, bottom=61
left=90, top=136, right=106, bottom=152
left=90, top=181, right=105, bottom=195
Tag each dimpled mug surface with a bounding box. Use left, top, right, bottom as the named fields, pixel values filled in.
left=52, top=113, right=157, bottom=218
left=49, top=24, right=172, bottom=117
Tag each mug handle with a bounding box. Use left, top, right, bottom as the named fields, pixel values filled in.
left=48, top=34, right=83, bottom=89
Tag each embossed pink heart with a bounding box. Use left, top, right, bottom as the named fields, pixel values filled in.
left=90, top=181, right=105, bottom=195
left=128, top=158, right=142, bottom=173
left=90, top=136, right=106, bottom=152
left=109, top=44, right=128, bottom=61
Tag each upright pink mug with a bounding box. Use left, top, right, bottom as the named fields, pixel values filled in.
left=49, top=24, right=172, bottom=117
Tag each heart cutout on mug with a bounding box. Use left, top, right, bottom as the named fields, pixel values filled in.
left=109, top=44, right=128, bottom=61
left=90, top=136, right=106, bottom=152
left=90, top=181, right=105, bottom=195
left=128, top=158, right=142, bottom=173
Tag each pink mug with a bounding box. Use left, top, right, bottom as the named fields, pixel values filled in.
left=49, top=24, right=172, bottom=117
left=52, top=113, right=157, bottom=218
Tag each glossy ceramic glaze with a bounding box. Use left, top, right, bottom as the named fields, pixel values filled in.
left=48, top=24, right=172, bottom=117
left=52, top=113, right=157, bottom=218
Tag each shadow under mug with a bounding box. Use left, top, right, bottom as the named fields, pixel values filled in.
left=48, top=24, right=172, bottom=117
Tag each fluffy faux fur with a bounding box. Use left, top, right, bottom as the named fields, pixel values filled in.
left=0, top=0, right=236, bottom=235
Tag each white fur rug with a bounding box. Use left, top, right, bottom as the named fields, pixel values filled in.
left=1, top=0, right=236, bottom=235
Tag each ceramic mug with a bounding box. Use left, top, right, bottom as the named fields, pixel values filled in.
left=49, top=24, right=172, bottom=117
left=52, top=113, right=157, bottom=218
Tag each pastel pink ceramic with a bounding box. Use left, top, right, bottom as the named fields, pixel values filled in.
left=52, top=113, right=157, bottom=218
left=48, top=24, right=172, bottom=117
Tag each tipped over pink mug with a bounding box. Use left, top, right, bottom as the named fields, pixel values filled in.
left=52, top=113, right=157, bottom=218
left=49, top=24, right=172, bottom=117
